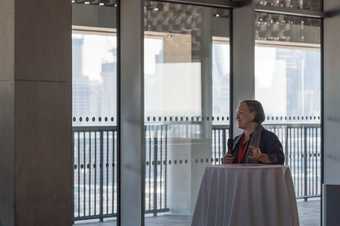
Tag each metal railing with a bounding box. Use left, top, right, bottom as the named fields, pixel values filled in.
left=73, top=126, right=118, bottom=221
left=210, top=123, right=321, bottom=200
left=73, top=124, right=172, bottom=221
left=145, top=125, right=170, bottom=216
left=73, top=120, right=321, bottom=221
left=212, top=125, right=229, bottom=165
left=265, top=123, right=321, bottom=200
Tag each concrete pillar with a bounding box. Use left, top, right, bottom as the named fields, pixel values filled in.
left=323, top=1, right=340, bottom=225
left=323, top=0, right=340, bottom=185
left=119, top=0, right=144, bottom=226
left=232, top=2, right=255, bottom=136
left=320, top=1, right=340, bottom=226
left=0, top=0, right=72, bottom=226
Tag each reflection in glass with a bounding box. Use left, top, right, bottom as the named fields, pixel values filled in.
left=255, top=0, right=321, bottom=11
left=256, top=13, right=321, bottom=43
left=255, top=44, right=320, bottom=119
left=255, top=14, right=321, bottom=121
left=144, top=2, right=230, bottom=226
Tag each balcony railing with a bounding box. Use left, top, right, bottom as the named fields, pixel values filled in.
left=73, top=126, right=118, bottom=221
left=73, top=118, right=321, bottom=221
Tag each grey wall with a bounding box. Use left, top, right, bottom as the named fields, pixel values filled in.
left=72, top=4, right=117, bottom=28
left=0, top=0, right=72, bottom=226
left=324, top=0, right=340, bottom=185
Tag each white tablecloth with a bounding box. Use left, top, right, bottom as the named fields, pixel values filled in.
left=191, top=164, right=299, bottom=226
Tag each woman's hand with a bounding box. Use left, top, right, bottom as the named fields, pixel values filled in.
left=223, top=153, right=234, bottom=164
left=249, top=146, right=272, bottom=164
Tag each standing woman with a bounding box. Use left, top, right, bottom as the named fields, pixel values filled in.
left=223, top=100, right=284, bottom=164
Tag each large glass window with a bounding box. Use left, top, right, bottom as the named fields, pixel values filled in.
left=213, top=37, right=230, bottom=121
left=72, top=29, right=118, bottom=223
left=255, top=43, right=320, bottom=118
left=144, top=2, right=230, bottom=226
left=72, top=31, right=117, bottom=122
left=255, top=12, right=321, bottom=226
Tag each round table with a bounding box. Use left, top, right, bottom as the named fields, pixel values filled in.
left=191, top=164, right=299, bottom=226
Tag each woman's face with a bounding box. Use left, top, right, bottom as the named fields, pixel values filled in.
left=236, top=103, right=256, bottom=129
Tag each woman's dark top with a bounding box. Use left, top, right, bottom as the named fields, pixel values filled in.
left=230, top=129, right=285, bottom=165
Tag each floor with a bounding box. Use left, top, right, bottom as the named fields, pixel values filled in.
left=75, top=199, right=321, bottom=226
